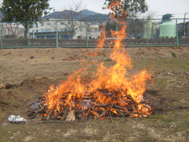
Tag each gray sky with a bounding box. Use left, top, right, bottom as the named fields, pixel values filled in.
left=48, top=0, right=189, bottom=19
left=0, top=0, right=189, bottom=19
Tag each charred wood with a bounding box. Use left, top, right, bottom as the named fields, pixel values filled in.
left=94, top=103, right=115, bottom=120
left=61, top=104, right=70, bottom=121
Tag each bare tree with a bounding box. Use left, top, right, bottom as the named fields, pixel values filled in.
left=57, top=0, right=86, bottom=39
left=2, top=22, right=24, bottom=38
left=126, top=19, right=145, bottom=39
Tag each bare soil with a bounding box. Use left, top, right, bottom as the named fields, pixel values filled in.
left=0, top=47, right=189, bottom=142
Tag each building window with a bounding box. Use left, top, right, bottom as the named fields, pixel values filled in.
left=46, top=35, right=56, bottom=38
left=36, top=29, right=38, bottom=32
left=46, top=29, right=51, bottom=32
left=37, top=36, right=44, bottom=38
left=60, top=28, right=64, bottom=31
left=47, top=23, right=50, bottom=26
left=41, top=23, right=44, bottom=26
left=36, top=23, right=38, bottom=28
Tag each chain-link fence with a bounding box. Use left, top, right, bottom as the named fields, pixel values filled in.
left=0, top=18, right=189, bottom=48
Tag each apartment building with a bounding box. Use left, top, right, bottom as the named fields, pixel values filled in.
left=29, top=19, right=101, bottom=39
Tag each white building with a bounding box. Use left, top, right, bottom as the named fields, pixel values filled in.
left=29, top=19, right=101, bottom=39
left=88, top=24, right=101, bottom=39
left=29, top=19, right=87, bottom=39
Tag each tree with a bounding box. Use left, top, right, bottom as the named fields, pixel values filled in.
left=2, top=22, right=24, bottom=38
left=1, top=0, right=50, bottom=38
left=127, top=19, right=145, bottom=39
left=104, top=0, right=148, bottom=18
left=105, top=21, right=116, bottom=37
left=56, top=1, right=86, bottom=39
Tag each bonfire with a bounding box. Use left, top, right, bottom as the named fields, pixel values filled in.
left=28, top=0, right=153, bottom=121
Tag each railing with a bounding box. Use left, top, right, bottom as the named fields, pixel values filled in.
left=0, top=18, right=189, bottom=48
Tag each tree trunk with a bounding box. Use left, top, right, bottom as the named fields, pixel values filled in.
left=24, top=22, right=28, bottom=38
left=71, top=30, right=74, bottom=40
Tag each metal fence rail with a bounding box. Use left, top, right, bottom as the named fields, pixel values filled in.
left=0, top=18, right=189, bottom=48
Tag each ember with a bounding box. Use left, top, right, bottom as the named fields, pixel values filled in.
left=28, top=1, right=153, bottom=121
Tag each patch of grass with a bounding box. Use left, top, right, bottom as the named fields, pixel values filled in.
left=171, top=52, right=177, bottom=58
left=179, top=121, right=189, bottom=130
left=139, top=137, right=155, bottom=142
left=81, top=55, right=88, bottom=59
left=169, top=46, right=175, bottom=49
left=161, top=118, right=173, bottom=123
left=105, top=58, right=112, bottom=61
left=155, top=78, right=169, bottom=86
left=183, top=113, right=189, bottom=119
left=137, top=51, right=145, bottom=55
left=149, top=115, right=166, bottom=120
left=167, top=111, right=175, bottom=117
left=0, top=99, right=11, bottom=105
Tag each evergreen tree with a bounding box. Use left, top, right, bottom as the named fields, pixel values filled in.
left=104, top=0, right=148, bottom=18
left=1, top=0, right=50, bottom=38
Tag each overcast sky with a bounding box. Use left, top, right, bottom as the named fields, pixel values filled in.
left=48, top=0, right=189, bottom=19
left=0, top=0, right=188, bottom=19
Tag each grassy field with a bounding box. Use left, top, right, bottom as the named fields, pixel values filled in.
left=0, top=47, right=189, bottom=142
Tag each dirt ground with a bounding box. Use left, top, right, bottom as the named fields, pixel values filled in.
left=0, top=46, right=189, bottom=142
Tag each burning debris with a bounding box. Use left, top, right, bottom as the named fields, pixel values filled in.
left=28, top=1, right=153, bottom=122
left=28, top=88, right=153, bottom=121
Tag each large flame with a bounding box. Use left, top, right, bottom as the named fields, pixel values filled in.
left=43, top=1, right=152, bottom=118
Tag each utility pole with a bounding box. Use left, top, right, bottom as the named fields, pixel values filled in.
left=183, top=13, right=187, bottom=37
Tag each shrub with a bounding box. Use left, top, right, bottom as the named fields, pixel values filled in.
left=4, top=35, right=14, bottom=39
left=171, top=52, right=177, bottom=58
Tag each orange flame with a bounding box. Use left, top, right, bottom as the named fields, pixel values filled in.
left=43, top=1, right=153, bottom=118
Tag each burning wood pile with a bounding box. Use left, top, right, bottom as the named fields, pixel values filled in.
left=28, top=1, right=153, bottom=122
left=28, top=88, right=153, bottom=121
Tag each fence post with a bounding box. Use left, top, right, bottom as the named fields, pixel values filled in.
left=27, top=21, right=30, bottom=48
left=86, top=21, right=88, bottom=47
left=0, top=22, right=2, bottom=48
left=116, top=22, right=118, bottom=31
left=116, top=22, right=118, bottom=40
left=147, top=19, right=149, bottom=46
left=176, top=19, right=179, bottom=47
left=56, top=20, right=58, bottom=48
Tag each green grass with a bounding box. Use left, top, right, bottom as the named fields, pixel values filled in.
left=149, top=115, right=167, bottom=120
left=171, top=52, right=177, bottom=58
left=169, top=46, right=175, bottom=49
